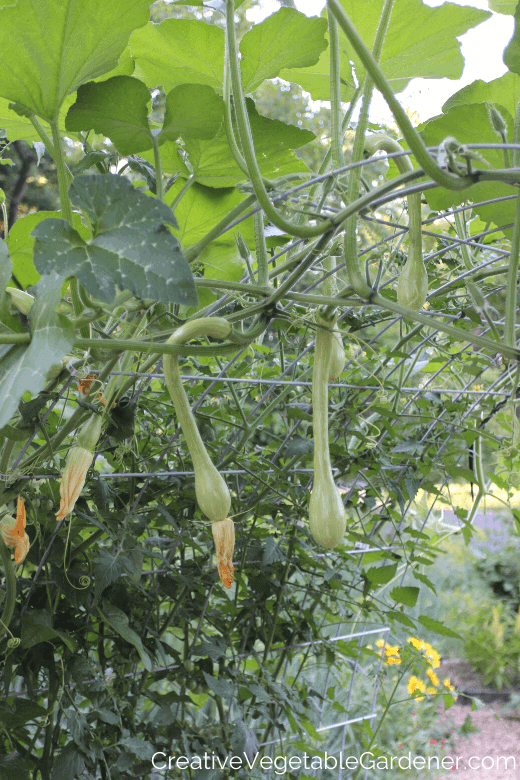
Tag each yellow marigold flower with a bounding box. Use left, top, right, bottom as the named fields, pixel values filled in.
left=0, top=497, right=30, bottom=564
left=407, top=637, right=425, bottom=651
left=407, top=675, right=426, bottom=700
left=56, top=447, right=94, bottom=522
left=427, top=668, right=440, bottom=687
left=211, top=518, right=235, bottom=589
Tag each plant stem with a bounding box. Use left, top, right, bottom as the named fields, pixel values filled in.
left=152, top=134, right=164, bottom=202
left=50, top=120, right=73, bottom=225
left=342, top=0, right=395, bottom=299
left=168, top=174, right=194, bottom=211
left=327, top=0, right=476, bottom=192
left=254, top=211, right=270, bottom=288
left=327, top=6, right=344, bottom=173
left=225, top=0, right=334, bottom=239
left=0, top=540, right=17, bottom=640
left=505, top=192, right=520, bottom=348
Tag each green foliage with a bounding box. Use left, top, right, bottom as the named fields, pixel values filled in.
left=0, top=0, right=519, bottom=776
left=32, top=174, right=197, bottom=305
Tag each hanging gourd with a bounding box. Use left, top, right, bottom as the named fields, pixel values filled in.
left=163, top=317, right=235, bottom=587
left=309, top=315, right=347, bottom=550
left=365, top=134, right=427, bottom=312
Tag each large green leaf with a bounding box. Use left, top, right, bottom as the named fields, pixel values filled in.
left=182, top=99, right=314, bottom=188
left=280, top=0, right=490, bottom=101
left=0, top=48, right=134, bottom=144
left=66, top=77, right=224, bottom=156
left=0, top=274, right=74, bottom=429
left=417, top=103, right=517, bottom=236
left=50, top=744, right=85, bottom=780
left=7, top=211, right=91, bottom=290
left=280, top=35, right=354, bottom=102
left=130, top=19, right=225, bottom=92
left=239, top=8, right=328, bottom=93
left=442, top=71, right=520, bottom=121
left=32, top=175, right=198, bottom=306
left=0, top=0, right=149, bottom=122
left=21, top=609, right=75, bottom=651
left=100, top=602, right=153, bottom=671
left=166, top=180, right=255, bottom=248
left=66, top=76, right=152, bottom=156
left=489, top=0, right=516, bottom=12
left=161, top=84, right=224, bottom=142
left=504, top=2, right=520, bottom=74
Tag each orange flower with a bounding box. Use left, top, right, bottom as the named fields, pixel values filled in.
left=56, top=447, right=94, bottom=521
left=0, top=497, right=30, bottom=564
left=211, top=519, right=235, bottom=588
left=78, top=374, right=96, bottom=395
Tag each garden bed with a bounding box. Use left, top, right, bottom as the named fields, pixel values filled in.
left=441, top=660, right=520, bottom=704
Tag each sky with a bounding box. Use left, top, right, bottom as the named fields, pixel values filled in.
left=246, top=0, right=515, bottom=124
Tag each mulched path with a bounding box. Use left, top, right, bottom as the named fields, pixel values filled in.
left=437, top=701, right=520, bottom=779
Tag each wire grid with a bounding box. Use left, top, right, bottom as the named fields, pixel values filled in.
left=7, top=143, right=519, bottom=778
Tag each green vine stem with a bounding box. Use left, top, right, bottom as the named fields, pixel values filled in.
left=0, top=540, right=17, bottom=640
left=29, top=116, right=73, bottom=184
left=327, top=6, right=344, bottom=174
left=327, top=0, right=476, bottom=192
left=0, top=190, right=8, bottom=238
left=364, top=133, right=426, bottom=310
left=169, top=174, right=194, bottom=212
left=50, top=120, right=73, bottom=225
left=151, top=133, right=164, bottom=203
left=505, top=192, right=520, bottom=349
left=223, top=38, right=252, bottom=181
left=253, top=211, right=270, bottom=288
left=514, top=95, right=520, bottom=170
left=0, top=438, right=15, bottom=504
left=342, top=0, right=395, bottom=300
left=225, top=0, right=334, bottom=239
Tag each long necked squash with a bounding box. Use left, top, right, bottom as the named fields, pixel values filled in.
left=309, top=315, right=347, bottom=550
left=163, top=318, right=232, bottom=523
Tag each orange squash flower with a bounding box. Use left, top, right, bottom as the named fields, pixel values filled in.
left=55, top=447, right=94, bottom=522
left=211, top=519, right=235, bottom=588
left=78, top=374, right=96, bottom=395
left=0, top=497, right=30, bottom=564
left=56, top=415, right=102, bottom=522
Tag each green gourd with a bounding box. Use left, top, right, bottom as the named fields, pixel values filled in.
left=328, top=322, right=345, bottom=380
left=365, top=134, right=427, bottom=312
left=163, top=318, right=232, bottom=523
left=309, top=315, right=347, bottom=550
left=397, top=252, right=428, bottom=311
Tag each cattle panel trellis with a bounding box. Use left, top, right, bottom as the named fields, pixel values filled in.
left=0, top=142, right=518, bottom=779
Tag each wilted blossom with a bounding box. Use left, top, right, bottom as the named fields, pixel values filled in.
left=56, top=447, right=94, bottom=521
left=211, top=518, right=235, bottom=588
left=56, top=415, right=102, bottom=522
left=0, top=497, right=30, bottom=564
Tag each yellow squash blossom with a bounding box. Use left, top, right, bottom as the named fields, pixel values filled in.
left=56, top=415, right=102, bottom=522
left=0, top=497, right=30, bottom=564
left=211, top=518, right=235, bottom=589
